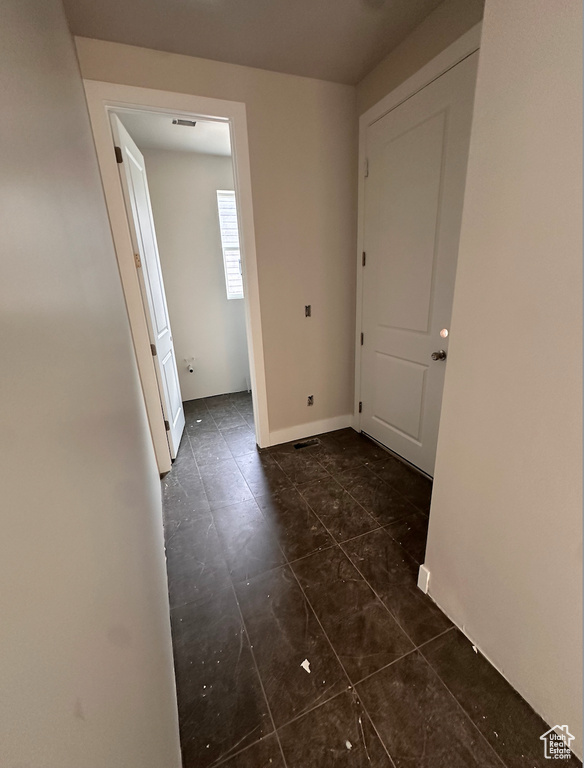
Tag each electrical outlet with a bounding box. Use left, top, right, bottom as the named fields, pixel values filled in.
left=305, top=305, right=311, bottom=317
left=307, top=395, right=314, bottom=406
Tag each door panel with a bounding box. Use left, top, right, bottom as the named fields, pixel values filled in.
left=360, top=53, right=478, bottom=476
left=111, top=114, right=185, bottom=458
left=373, top=353, right=427, bottom=441
left=373, top=111, right=445, bottom=333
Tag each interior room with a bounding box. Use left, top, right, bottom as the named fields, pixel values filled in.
left=1, top=0, right=581, bottom=766
left=112, top=108, right=253, bottom=418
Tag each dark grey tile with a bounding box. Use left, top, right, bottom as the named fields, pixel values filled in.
left=235, top=565, right=347, bottom=727
left=213, top=499, right=286, bottom=581
left=422, top=629, right=574, bottom=767
left=216, top=734, right=284, bottom=768
left=204, top=394, right=233, bottom=410
left=162, top=472, right=211, bottom=524
left=223, top=425, right=257, bottom=458
left=312, top=436, right=370, bottom=474
left=236, top=452, right=294, bottom=498
left=166, top=518, right=231, bottom=608
left=233, top=396, right=254, bottom=413
left=269, top=443, right=330, bottom=484
left=185, top=410, right=220, bottom=436
left=278, top=690, right=392, bottom=767
left=298, top=476, right=379, bottom=543
left=165, top=516, right=216, bottom=566
left=357, top=651, right=503, bottom=768
left=292, top=546, right=414, bottom=682
left=174, top=430, right=196, bottom=461
left=369, top=455, right=433, bottom=514
left=256, top=487, right=333, bottom=562
left=342, top=528, right=451, bottom=646
left=172, top=589, right=272, bottom=768
left=199, top=457, right=254, bottom=510
left=183, top=397, right=209, bottom=416
left=335, top=465, right=417, bottom=525
left=167, top=451, right=205, bottom=495
left=315, top=430, right=386, bottom=473
left=214, top=409, right=248, bottom=431
left=192, top=431, right=232, bottom=466
left=385, top=511, right=430, bottom=564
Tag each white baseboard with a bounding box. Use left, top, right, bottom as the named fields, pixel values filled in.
left=268, top=414, right=355, bottom=447
left=417, top=564, right=431, bottom=594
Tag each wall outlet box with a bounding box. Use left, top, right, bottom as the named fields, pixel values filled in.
left=417, top=564, right=430, bottom=594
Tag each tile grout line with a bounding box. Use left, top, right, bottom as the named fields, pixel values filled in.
left=417, top=644, right=510, bottom=768
left=174, top=401, right=286, bottom=768
left=338, top=461, right=424, bottom=524
left=171, top=417, right=433, bottom=767
left=263, top=459, right=401, bottom=768
left=338, top=536, right=422, bottom=650
left=292, top=469, right=462, bottom=768
left=296, top=467, right=383, bottom=536
left=189, top=396, right=289, bottom=768
left=292, top=471, right=423, bottom=655
left=226, top=578, right=290, bottom=768
left=232, top=464, right=377, bottom=752
left=298, top=467, right=418, bottom=556
left=291, top=483, right=428, bottom=680
left=348, top=625, right=455, bottom=690
left=331, top=465, right=430, bottom=565
left=283, top=560, right=398, bottom=768
left=363, top=447, right=433, bottom=516
left=167, top=410, right=271, bottom=768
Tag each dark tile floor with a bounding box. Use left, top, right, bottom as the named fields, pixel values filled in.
left=162, top=392, right=579, bottom=768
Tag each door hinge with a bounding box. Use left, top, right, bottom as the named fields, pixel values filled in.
left=360, top=332, right=364, bottom=346
left=150, top=343, right=157, bottom=357
left=359, top=401, right=363, bottom=413
left=134, top=253, right=142, bottom=269
left=362, top=251, right=366, bottom=267
left=114, top=145, right=123, bottom=164
left=364, top=158, right=369, bottom=178
left=164, top=419, right=170, bottom=432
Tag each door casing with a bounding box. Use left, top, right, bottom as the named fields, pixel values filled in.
left=354, top=23, right=482, bottom=474
left=84, top=82, right=270, bottom=473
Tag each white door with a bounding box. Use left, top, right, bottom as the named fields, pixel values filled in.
left=359, top=53, right=478, bottom=476
left=111, top=114, right=185, bottom=459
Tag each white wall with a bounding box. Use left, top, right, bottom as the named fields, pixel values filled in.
left=144, top=149, right=250, bottom=400
left=427, top=0, right=582, bottom=755
left=357, top=0, right=484, bottom=114
left=0, top=1, right=181, bottom=765
left=75, top=37, right=357, bottom=437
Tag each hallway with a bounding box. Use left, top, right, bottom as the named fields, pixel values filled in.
left=162, top=395, right=564, bottom=768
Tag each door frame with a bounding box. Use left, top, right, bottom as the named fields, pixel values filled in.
left=84, top=81, right=270, bottom=472
left=354, top=23, right=483, bottom=430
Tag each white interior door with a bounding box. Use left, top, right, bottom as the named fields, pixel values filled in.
left=111, top=114, right=185, bottom=459
left=359, top=52, right=478, bottom=476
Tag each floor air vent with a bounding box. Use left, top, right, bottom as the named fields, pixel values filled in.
left=294, top=438, right=320, bottom=450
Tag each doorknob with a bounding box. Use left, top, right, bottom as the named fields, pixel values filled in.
left=431, top=350, right=447, bottom=361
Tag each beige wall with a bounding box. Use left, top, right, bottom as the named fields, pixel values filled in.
left=427, top=0, right=582, bottom=755
left=357, top=0, right=484, bottom=114
left=144, top=149, right=250, bottom=400
left=0, top=1, right=181, bottom=766
left=77, top=37, right=358, bottom=435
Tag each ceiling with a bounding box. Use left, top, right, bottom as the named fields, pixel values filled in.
left=113, top=110, right=232, bottom=155
left=63, top=0, right=445, bottom=84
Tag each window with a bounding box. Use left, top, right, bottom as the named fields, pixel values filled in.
left=216, top=190, right=243, bottom=300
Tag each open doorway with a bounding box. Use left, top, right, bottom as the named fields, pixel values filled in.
left=112, top=108, right=253, bottom=452
left=84, top=83, right=270, bottom=473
